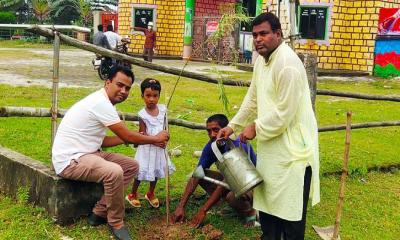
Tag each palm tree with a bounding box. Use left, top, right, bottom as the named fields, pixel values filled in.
left=31, top=0, right=51, bottom=23
left=78, top=0, right=91, bottom=26
left=51, top=0, right=91, bottom=26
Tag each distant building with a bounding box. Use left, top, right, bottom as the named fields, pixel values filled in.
left=92, top=2, right=119, bottom=34
left=117, top=0, right=400, bottom=76
left=267, top=0, right=400, bottom=76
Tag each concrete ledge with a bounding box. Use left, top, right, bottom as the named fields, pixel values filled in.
left=0, top=146, right=103, bottom=225
left=317, top=69, right=370, bottom=77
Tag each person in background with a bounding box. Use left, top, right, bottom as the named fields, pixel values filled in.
left=132, top=21, right=157, bottom=62
left=104, top=24, right=122, bottom=51
left=93, top=24, right=112, bottom=50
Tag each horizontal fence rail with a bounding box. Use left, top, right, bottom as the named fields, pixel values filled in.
left=0, top=107, right=205, bottom=130
left=2, top=106, right=400, bottom=132
left=317, top=89, right=400, bottom=102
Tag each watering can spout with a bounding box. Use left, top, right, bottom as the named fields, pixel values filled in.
left=192, top=166, right=231, bottom=190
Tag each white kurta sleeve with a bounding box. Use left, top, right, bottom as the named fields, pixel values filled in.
left=254, top=66, right=303, bottom=141
left=228, top=74, right=258, bottom=132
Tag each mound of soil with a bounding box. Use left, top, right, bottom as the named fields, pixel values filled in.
left=138, top=217, right=224, bottom=240
left=138, top=217, right=193, bottom=240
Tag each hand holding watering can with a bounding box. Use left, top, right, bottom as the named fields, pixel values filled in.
left=217, top=123, right=256, bottom=143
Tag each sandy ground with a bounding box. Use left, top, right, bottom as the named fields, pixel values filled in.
left=0, top=48, right=246, bottom=88
left=0, top=47, right=381, bottom=89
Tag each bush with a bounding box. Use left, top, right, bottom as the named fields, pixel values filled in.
left=0, top=11, right=16, bottom=24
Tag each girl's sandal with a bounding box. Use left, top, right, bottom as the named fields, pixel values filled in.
left=125, top=193, right=141, bottom=208
left=145, top=193, right=160, bottom=208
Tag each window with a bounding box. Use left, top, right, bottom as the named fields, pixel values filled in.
left=298, top=6, right=329, bottom=40
left=131, top=4, right=157, bottom=30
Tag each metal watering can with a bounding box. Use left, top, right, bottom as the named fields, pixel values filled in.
left=211, top=139, right=263, bottom=198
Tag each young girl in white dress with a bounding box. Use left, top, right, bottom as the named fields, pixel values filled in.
left=126, top=78, right=175, bottom=208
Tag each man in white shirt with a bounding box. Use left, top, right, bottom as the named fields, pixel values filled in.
left=218, top=12, right=319, bottom=240
left=52, top=65, right=169, bottom=240
left=104, top=24, right=122, bottom=50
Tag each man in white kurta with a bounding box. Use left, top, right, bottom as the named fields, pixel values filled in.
left=218, top=13, right=319, bottom=240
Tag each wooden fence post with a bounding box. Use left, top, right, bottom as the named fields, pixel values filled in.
left=304, top=53, right=318, bottom=112
left=50, top=31, right=60, bottom=170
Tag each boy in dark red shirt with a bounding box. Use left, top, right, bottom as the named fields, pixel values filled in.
left=133, top=22, right=156, bottom=62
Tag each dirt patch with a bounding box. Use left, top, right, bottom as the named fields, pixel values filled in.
left=138, top=217, right=224, bottom=240
left=201, top=224, right=224, bottom=240
left=138, top=217, right=194, bottom=240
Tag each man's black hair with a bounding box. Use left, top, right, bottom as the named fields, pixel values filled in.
left=206, top=114, right=229, bottom=128
left=140, top=78, right=161, bottom=95
left=252, top=12, right=282, bottom=32
left=108, top=65, right=134, bottom=83
left=97, top=24, right=103, bottom=32
left=107, top=24, right=113, bottom=32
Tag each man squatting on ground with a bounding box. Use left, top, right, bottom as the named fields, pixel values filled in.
left=52, top=66, right=169, bottom=240
left=218, top=12, right=320, bottom=240
left=172, top=114, right=259, bottom=227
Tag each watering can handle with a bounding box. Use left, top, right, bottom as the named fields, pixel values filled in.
left=211, top=140, right=224, bottom=162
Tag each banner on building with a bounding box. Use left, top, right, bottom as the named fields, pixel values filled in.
left=374, top=8, right=400, bottom=78
left=378, top=8, right=400, bottom=35
left=206, top=21, right=219, bottom=35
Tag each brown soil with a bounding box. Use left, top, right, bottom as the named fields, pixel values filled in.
left=138, top=217, right=224, bottom=240
left=201, top=224, right=224, bottom=240
left=138, top=217, right=193, bottom=240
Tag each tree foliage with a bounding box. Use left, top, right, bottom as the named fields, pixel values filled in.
left=1, top=0, right=119, bottom=25
left=31, top=0, right=51, bottom=23
left=0, top=11, right=16, bottom=23
left=52, top=0, right=92, bottom=26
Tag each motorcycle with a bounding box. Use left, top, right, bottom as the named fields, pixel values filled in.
left=92, top=36, right=132, bottom=80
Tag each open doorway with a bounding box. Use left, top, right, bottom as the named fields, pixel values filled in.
left=239, top=0, right=257, bottom=63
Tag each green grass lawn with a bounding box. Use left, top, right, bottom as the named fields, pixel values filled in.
left=0, top=40, right=75, bottom=49
left=1, top=78, right=400, bottom=174
left=1, top=171, right=399, bottom=239
left=1, top=68, right=400, bottom=239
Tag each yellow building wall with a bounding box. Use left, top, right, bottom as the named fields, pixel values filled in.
left=118, top=0, right=400, bottom=65
left=118, top=0, right=185, bottom=56
left=264, top=0, right=400, bottom=73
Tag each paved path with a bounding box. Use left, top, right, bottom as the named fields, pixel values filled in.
left=0, top=48, right=246, bottom=88
left=0, top=47, right=381, bottom=88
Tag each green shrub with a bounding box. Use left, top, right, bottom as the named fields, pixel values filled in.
left=0, top=11, right=16, bottom=24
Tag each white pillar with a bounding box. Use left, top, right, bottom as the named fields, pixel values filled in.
left=93, top=11, right=101, bottom=34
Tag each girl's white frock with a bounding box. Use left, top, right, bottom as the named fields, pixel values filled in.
left=135, top=104, right=176, bottom=181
